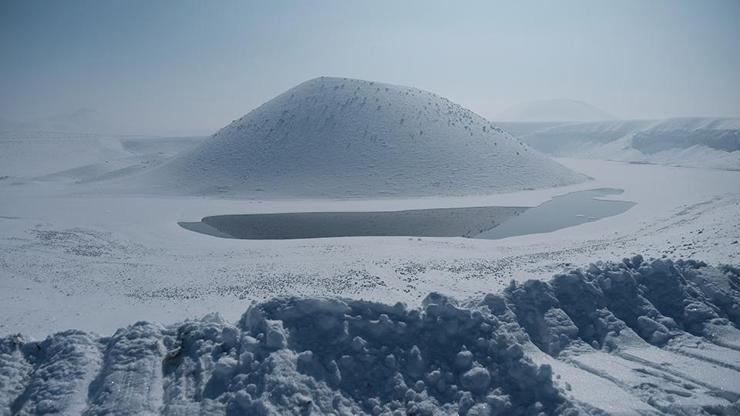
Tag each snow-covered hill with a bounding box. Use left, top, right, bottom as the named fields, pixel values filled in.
left=502, top=117, right=740, bottom=170
left=497, top=99, right=616, bottom=123
left=137, top=77, right=585, bottom=198
left=2, top=258, right=738, bottom=415
left=0, top=131, right=203, bottom=180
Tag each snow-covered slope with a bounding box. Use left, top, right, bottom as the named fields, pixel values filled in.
left=497, top=99, right=616, bottom=122
left=506, top=117, right=740, bottom=170
left=137, top=77, right=585, bottom=198
left=2, top=258, right=739, bottom=415
left=0, top=130, right=203, bottom=180
left=0, top=131, right=129, bottom=179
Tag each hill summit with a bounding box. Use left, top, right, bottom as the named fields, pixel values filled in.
left=149, top=77, right=585, bottom=197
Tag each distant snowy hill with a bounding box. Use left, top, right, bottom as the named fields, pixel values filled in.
left=0, top=109, right=114, bottom=134
left=497, top=99, right=616, bottom=122
left=0, top=130, right=204, bottom=180
left=35, top=108, right=104, bottom=132
left=138, top=77, right=585, bottom=198
left=501, top=117, right=740, bottom=170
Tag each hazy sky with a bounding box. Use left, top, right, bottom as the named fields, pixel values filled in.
left=1, top=0, right=739, bottom=135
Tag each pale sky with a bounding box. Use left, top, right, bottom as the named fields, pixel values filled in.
left=1, top=0, right=739, bottom=135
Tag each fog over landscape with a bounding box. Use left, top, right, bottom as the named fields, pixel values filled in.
left=2, top=0, right=739, bottom=135
left=1, top=1, right=739, bottom=415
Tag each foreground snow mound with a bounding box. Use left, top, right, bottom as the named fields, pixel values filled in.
left=141, top=77, right=585, bottom=197
left=507, top=257, right=740, bottom=352
left=2, top=258, right=740, bottom=415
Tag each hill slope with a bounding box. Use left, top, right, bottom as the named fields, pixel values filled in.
left=140, top=77, right=585, bottom=198
left=507, top=117, right=740, bottom=170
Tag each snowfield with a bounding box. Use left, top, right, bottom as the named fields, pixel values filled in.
left=1, top=0, right=738, bottom=410
left=1, top=155, right=737, bottom=339
left=2, top=258, right=739, bottom=415
left=1, top=82, right=740, bottom=414
left=1, top=145, right=739, bottom=414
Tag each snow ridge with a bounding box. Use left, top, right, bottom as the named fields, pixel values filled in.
left=141, top=77, right=585, bottom=197
left=504, top=117, right=740, bottom=170
left=1, top=257, right=739, bottom=415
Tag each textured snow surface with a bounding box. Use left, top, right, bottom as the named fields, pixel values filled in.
left=2, top=258, right=739, bottom=415
left=501, top=117, right=740, bottom=171
left=138, top=77, right=585, bottom=197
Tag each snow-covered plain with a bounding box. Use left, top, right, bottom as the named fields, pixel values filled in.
left=1, top=81, right=740, bottom=414
left=2, top=153, right=738, bottom=339
left=1, top=139, right=739, bottom=414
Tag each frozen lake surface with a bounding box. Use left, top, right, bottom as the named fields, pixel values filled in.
left=179, top=205, right=526, bottom=239
left=180, top=188, right=634, bottom=240
left=477, top=187, right=635, bottom=239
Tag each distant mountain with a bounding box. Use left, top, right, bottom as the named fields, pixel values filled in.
left=497, top=99, right=616, bottom=122
left=139, top=77, right=586, bottom=198
left=36, top=108, right=110, bottom=132
left=0, top=108, right=114, bottom=134
left=502, top=117, right=740, bottom=170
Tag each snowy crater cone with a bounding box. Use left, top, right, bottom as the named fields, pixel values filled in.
left=150, top=77, right=585, bottom=197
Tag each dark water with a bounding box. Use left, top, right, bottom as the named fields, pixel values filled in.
left=179, top=188, right=634, bottom=240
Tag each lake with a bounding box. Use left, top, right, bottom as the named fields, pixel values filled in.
left=179, top=188, right=634, bottom=240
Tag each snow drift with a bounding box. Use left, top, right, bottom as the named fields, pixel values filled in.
left=2, top=257, right=739, bottom=415
left=502, top=117, right=740, bottom=170
left=138, top=77, right=585, bottom=197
